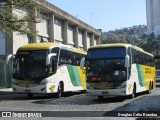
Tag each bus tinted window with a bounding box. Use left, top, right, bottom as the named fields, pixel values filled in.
left=59, top=49, right=85, bottom=66
left=132, top=48, right=154, bottom=66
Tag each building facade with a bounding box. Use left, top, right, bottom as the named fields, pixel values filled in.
left=146, top=0, right=160, bottom=37
left=0, top=0, right=101, bottom=88
left=0, top=0, right=101, bottom=60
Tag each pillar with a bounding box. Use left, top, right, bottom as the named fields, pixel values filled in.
left=96, top=36, right=101, bottom=45
left=48, top=13, right=55, bottom=42
left=90, top=33, right=94, bottom=46
left=73, top=26, right=78, bottom=48
left=63, top=20, right=68, bottom=45
left=32, top=7, right=37, bottom=43
left=83, top=30, right=87, bottom=51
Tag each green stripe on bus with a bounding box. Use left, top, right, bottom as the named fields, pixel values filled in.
left=136, top=64, right=145, bottom=87
left=67, top=66, right=82, bottom=86
left=73, top=67, right=82, bottom=86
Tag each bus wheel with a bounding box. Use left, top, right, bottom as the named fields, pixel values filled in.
left=129, top=84, right=136, bottom=99
left=147, top=82, right=152, bottom=94
left=55, top=83, right=63, bottom=98
left=27, top=93, right=33, bottom=98
left=98, top=96, right=104, bottom=100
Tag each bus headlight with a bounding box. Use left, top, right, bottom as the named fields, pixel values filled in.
left=39, top=80, right=48, bottom=85
left=116, top=82, right=126, bottom=89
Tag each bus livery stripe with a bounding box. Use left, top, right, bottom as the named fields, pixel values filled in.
left=137, top=64, right=145, bottom=87
left=78, top=67, right=86, bottom=90
left=67, top=66, right=82, bottom=86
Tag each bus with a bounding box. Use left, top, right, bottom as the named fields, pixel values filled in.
left=11, top=43, right=87, bottom=98
left=80, top=43, right=156, bottom=99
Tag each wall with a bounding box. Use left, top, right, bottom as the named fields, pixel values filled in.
left=0, top=32, right=6, bottom=55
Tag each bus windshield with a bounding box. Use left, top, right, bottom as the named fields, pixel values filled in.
left=86, top=47, right=127, bottom=82
left=13, top=50, right=49, bottom=81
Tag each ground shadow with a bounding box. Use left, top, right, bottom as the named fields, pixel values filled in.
left=103, top=95, right=160, bottom=118
left=0, top=91, right=84, bottom=101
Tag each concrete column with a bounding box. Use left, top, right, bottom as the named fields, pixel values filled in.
left=83, top=30, right=87, bottom=51
left=96, top=36, right=101, bottom=45
left=73, top=26, right=78, bottom=48
left=63, top=20, right=68, bottom=45
left=32, top=7, right=37, bottom=43
left=90, top=33, right=94, bottom=46
left=48, top=13, right=55, bottom=42
left=6, top=34, right=12, bottom=54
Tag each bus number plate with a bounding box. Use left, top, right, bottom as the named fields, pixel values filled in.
left=25, top=90, right=31, bottom=93
left=102, top=91, right=108, bottom=94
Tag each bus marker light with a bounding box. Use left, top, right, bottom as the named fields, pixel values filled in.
left=92, top=78, right=101, bottom=81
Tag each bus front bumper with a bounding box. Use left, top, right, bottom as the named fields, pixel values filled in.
left=86, top=88, right=127, bottom=96
left=12, top=84, right=57, bottom=94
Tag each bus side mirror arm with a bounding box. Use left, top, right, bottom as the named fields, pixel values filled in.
left=46, top=53, right=57, bottom=65
left=125, top=55, right=130, bottom=68
left=6, top=54, right=15, bottom=65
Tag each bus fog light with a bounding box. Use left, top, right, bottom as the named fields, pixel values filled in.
left=12, top=80, right=18, bottom=85
left=41, top=88, right=46, bottom=91
left=87, top=84, right=94, bottom=89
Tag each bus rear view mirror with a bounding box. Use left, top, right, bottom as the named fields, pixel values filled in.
left=125, top=55, right=130, bottom=68
left=6, top=54, right=15, bottom=65
left=46, top=53, right=57, bottom=65
left=80, top=57, right=85, bottom=70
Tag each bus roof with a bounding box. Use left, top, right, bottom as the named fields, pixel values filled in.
left=18, top=43, right=86, bottom=55
left=89, top=43, right=154, bottom=57
left=90, top=43, right=130, bottom=49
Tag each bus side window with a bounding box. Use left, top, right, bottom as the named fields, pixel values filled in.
left=59, top=49, right=65, bottom=65
left=59, top=49, right=72, bottom=65
left=66, top=51, right=72, bottom=64
left=72, top=53, right=80, bottom=66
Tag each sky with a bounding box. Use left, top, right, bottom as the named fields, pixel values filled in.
left=47, top=0, right=146, bottom=32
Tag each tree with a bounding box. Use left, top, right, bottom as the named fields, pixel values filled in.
left=0, top=0, right=38, bottom=36
left=101, top=36, right=130, bottom=44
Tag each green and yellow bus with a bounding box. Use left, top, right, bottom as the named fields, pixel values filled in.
left=80, top=43, right=156, bottom=99
left=12, top=43, right=86, bottom=98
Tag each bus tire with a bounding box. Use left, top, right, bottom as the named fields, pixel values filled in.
left=129, top=84, right=136, bottom=99
left=147, top=82, right=152, bottom=94
left=151, top=81, right=154, bottom=89
left=55, top=83, right=63, bottom=98
left=80, top=90, right=86, bottom=94
left=27, top=93, right=33, bottom=98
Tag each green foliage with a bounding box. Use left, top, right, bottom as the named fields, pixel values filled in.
left=101, top=30, right=160, bottom=69
left=0, top=0, right=37, bottom=37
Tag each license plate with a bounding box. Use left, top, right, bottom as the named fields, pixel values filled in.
left=102, top=91, right=108, bottom=94
left=25, top=90, right=31, bottom=93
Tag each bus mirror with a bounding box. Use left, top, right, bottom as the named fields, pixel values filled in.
left=125, top=55, right=130, bottom=68
left=46, top=53, right=57, bottom=65
left=6, top=54, right=14, bottom=65
left=80, top=57, right=85, bottom=70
